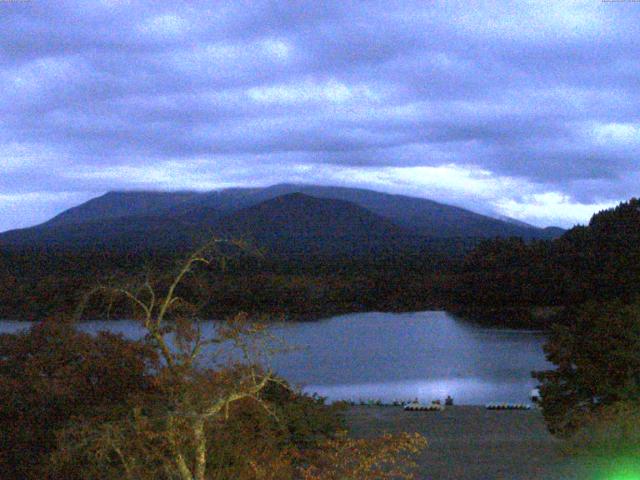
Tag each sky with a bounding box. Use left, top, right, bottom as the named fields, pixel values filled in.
left=1, top=0, right=639, bottom=233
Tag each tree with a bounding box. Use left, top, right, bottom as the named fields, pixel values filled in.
left=64, top=240, right=287, bottom=479
left=299, top=431, right=427, bottom=480
left=566, top=400, right=640, bottom=458
left=533, top=301, right=640, bottom=436
left=0, top=320, right=157, bottom=479
left=60, top=240, right=427, bottom=479
left=2, top=239, right=427, bottom=479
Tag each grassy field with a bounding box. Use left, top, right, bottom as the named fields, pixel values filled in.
left=345, top=406, right=592, bottom=480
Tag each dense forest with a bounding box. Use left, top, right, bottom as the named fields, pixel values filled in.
left=448, top=198, right=640, bottom=327
left=0, top=240, right=471, bottom=321
left=1, top=198, right=639, bottom=326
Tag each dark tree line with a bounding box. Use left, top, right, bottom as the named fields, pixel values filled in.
left=449, top=198, right=640, bottom=326
left=497, top=200, right=640, bottom=451
left=0, top=240, right=469, bottom=321
left=2, top=198, right=639, bottom=326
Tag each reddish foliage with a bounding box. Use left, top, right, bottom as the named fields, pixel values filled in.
left=0, top=320, right=157, bottom=479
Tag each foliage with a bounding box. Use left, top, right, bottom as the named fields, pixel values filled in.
left=48, top=376, right=426, bottom=480
left=533, top=301, right=640, bottom=436
left=56, top=241, right=295, bottom=479
left=299, top=431, right=427, bottom=480
left=0, top=240, right=427, bottom=479
left=445, top=198, right=640, bottom=329
left=0, top=237, right=465, bottom=321
left=0, top=320, right=157, bottom=479
left=566, top=401, right=640, bottom=457
left=47, top=369, right=332, bottom=480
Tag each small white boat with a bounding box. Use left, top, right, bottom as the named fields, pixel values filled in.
left=530, top=388, right=540, bottom=403
left=485, top=403, right=531, bottom=410
left=404, top=402, right=444, bottom=411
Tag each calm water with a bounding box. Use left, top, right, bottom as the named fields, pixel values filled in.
left=0, top=311, right=550, bottom=405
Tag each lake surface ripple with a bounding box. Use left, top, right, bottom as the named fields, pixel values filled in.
left=0, top=311, right=550, bottom=405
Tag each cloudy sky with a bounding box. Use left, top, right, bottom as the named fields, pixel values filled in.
left=1, top=0, right=639, bottom=232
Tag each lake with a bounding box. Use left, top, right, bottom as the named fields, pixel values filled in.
left=0, top=311, right=550, bottom=405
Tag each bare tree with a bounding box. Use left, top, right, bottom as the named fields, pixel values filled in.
left=59, top=238, right=427, bottom=480
left=72, top=239, right=283, bottom=480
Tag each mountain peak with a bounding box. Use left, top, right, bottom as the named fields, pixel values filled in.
left=218, top=192, right=406, bottom=245
left=0, top=184, right=565, bottom=250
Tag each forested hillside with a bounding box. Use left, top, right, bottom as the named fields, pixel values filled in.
left=2, top=197, right=637, bottom=324
left=449, top=198, right=640, bottom=325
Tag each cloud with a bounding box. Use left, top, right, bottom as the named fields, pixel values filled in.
left=0, top=192, right=96, bottom=233
left=495, top=193, right=618, bottom=228
left=1, top=0, right=639, bottom=231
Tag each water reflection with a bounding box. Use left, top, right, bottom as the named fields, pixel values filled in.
left=305, top=378, right=527, bottom=405
left=263, top=311, right=550, bottom=404
left=0, top=311, right=550, bottom=405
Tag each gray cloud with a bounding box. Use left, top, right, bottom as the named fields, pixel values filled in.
left=1, top=0, right=639, bottom=231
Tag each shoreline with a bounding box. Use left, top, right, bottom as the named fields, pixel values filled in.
left=0, top=305, right=558, bottom=330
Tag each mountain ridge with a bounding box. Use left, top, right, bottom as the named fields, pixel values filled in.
left=0, top=184, right=565, bottom=251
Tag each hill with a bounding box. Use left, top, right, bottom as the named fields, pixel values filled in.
left=450, top=197, right=640, bottom=325
left=44, top=191, right=202, bottom=227
left=0, top=184, right=563, bottom=251
left=0, top=193, right=412, bottom=255
left=217, top=193, right=414, bottom=256
left=222, top=192, right=403, bottom=237
left=258, top=185, right=559, bottom=239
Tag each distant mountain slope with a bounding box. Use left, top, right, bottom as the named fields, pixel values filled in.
left=0, top=214, right=202, bottom=250
left=261, top=185, right=557, bottom=239
left=206, top=183, right=565, bottom=239
left=173, top=183, right=552, bottom=238
left=0, top=184, right=564, bottom=250
left=0, top=193, right=409, bottom=254
left=44, top=191, right=203, bottom=227
left=540, top=226, right=566, bottom=239
left=495, top=214, right=537, bottom=229
left=218, top=192, right=406, bottom=241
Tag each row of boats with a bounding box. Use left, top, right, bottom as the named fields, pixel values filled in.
left=485, top=403, right=532, bottom=410
left=403, top=402, right=533, bottom=411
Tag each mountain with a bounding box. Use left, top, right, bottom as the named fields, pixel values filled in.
left=216, top=193, right=412, bottom=255
left=494, top=215, right=565, bottom=240
left=219, top=193, right=405, bottom=241
left=163, top=183, right=562, bottom=239
left=0, top=184, right=564, bottom=251
left=540, top=226, right=566, bottom=239
left=262, top=185, right=557, bottom=239
left=0, top=214, right=196, bottom=250
left=44, top=191, right=203, bottom=227
left=495, top=214, right=537, bottom=229
left=0, top=193, right=409, bottom=254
